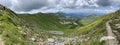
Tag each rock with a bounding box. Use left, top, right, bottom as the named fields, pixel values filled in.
left=47, top=43, right=54, bottom=45
left=59, top=21, right=71, bottom=24
left=117, top=26, right=120, bottom=28
left=18, top=27, right=22, bottom=29
left=73, top=22, right=78, bottom=25
left=55, top=42, right=64, bottom=45
left=38, top=35, right=90, bottom=45
left=30, top=38, right=36, bottom=42
left=114, top=19, right=119, bottom=21
left=113, top=30, right=118, bottom=33
left=115, top=24, right=120, bottom=28
left=115, top=24, right=120, bottom=26
left=47, top=38, right=55, bottom=42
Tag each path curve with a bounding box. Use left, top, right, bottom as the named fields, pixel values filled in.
left=106, top=21, right=118, bottom=45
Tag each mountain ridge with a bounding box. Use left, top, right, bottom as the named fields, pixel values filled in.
left=0, top=4, right=120, bottom=45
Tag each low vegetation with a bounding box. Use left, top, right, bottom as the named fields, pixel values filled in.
left=0, top=4, right=120, bottom=45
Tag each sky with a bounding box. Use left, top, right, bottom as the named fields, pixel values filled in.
left=0, top=0, right=120, bottom=14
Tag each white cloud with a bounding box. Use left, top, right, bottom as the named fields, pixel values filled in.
left=0, top=0, right=119, bottom=14
left=75, top=0, right=99, bottom=8
left=75, top=0, right=89, bottom=7
left=0, top=0, right=12, bottom=8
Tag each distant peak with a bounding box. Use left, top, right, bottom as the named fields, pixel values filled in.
left=0, top=4, right=5, bottom=10
left=116, top=9, right=120, bottom=12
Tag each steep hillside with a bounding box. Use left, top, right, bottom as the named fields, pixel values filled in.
left=108, top=10, right=120, bottom=44
left=17, top=13, right=81, bottom=35
left=18, top=13, right=70, bottom=30
left=0, top=4, right=39, bottom=45
left=70, top=10, right=120, bottom=45
left=79, top=14, right=100, bottom=25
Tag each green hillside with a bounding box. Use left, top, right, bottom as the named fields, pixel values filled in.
left=70, top=10, right=120, bottom=45
left=79, top=14, right=100, bottom=25
left=0, top=4, right=39, bottom=45
left=0, top=4, right=120, bottom=45
left=17, top=13, right=82, bottom=35
left=18, top=13, right=69, bottom=30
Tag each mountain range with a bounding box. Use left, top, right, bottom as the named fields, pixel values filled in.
left=0, top=4, right=120, bottom=45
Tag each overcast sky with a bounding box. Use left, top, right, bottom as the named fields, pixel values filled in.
left=0, top=0, right=120, bottom=14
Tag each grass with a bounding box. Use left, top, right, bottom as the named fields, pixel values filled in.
left=1, top=4, right=120, bottom=45
left=0, top=7, right=36, bottom=45
left=79, top=14, right=100, bottom=25
left=17, top=10, right=120, bottom=45
left=17, top=13, right=75, bottom=35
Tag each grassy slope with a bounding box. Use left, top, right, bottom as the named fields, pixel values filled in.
left=79, top=14, right=100, bottom=25
left=70, top=16, right=106, bottom=45
left=0, top=5, right=36, bottom=45
left=70, top=10, right=120, bottom=45
left=17, top=13, right=75, bottom=34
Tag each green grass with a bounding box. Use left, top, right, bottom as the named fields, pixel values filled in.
left=0, top=7, right=36, bottom=45
left=17, top=10, right=120, bottom=45
left=79, top=14, right=100, bottom=25
left=1, top=4, right=120, bottom=45
left=68, top=10, right=120, bottom=45
left=17, top=14, right=75, bottom=34
left=16, top=12, right=109, bottom=45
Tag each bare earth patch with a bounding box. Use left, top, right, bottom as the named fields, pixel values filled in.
left=0, top=36, right=4, bottom=45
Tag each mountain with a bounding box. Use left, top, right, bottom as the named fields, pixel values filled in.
left=17, top=13, right=81, bottom=34
left=0, top=4, right=46, bottom=45
left=0, top=4, right=120, bottom=45
left=79, top=14, right=100, bottom=25
left=67, top=12, right=104, bottom=18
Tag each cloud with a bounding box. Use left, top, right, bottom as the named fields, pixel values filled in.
left=75, top=0, right=99, bottom=8
left=96, top=0, right=111, bottom=6
left=11, top=0, right=47, bottom=11
left=0, top=0, right=12, bottom=7
left=110, top=0, right=120, bottom=7
left=0, top=0, right=119, bottom=14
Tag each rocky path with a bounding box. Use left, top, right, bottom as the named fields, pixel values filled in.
left=0, top=36, right=4, bottom=45
left=106, top=21, right=118, bottom=45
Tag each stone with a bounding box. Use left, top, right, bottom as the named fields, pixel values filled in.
left=47, top=38, right=55, bottom=42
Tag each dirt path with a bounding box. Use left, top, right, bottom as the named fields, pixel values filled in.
left=0, top=36, right=4, bottom=45
left=106, top=21, right=118, bottom=45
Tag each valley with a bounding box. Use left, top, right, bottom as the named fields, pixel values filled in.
left=0, top=4, right=120, bottom=45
